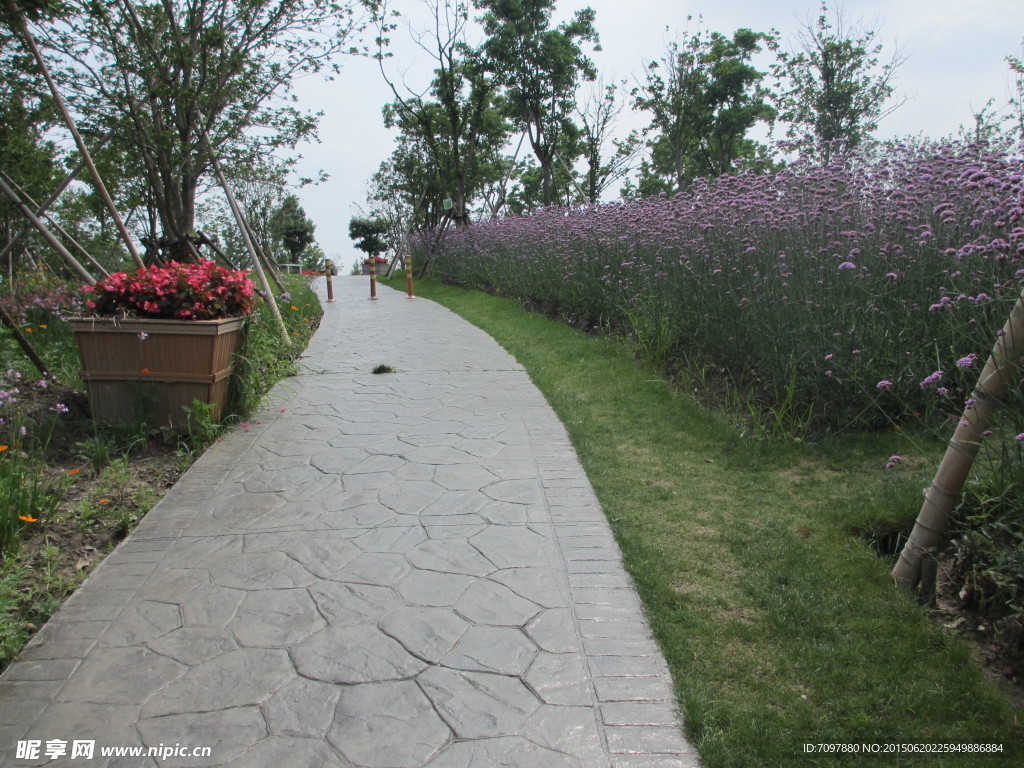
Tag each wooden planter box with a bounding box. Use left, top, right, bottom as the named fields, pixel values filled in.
left=68, top=316, right=245, bottom=429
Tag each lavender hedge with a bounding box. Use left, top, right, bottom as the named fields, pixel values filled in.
left=423, top=139, right=1024, bottom=441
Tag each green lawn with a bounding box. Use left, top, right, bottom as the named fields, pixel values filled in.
left=413, top=279, right=1022, bottom=768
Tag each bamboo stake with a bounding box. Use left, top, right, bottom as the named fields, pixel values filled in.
left=892, top=287, right=1024, bottom=598
left=0, top=301, right=50, bottom=378
left=195, top=231, right=237, bottom=270
left=238, top=215, right=286, bottom=294
left=205, top=137, right=290, bottom=348
left=0, top=174, right=95, bottom=284
left=0, top=139, right=107, bottom=265
left=0, top=171, right=110, bottom=279
left=13, top=9, right=144, bottom=269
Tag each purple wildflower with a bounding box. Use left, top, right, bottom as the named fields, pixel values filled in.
left=956, top=353, right=978, bottom=368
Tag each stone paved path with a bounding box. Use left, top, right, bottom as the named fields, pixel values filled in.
left=0, top=276, right=699, bottom=767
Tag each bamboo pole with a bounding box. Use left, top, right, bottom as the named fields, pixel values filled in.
left=0, top=301, right=50, bottom=378
left=1, top=171, right=110, bottom=279
left=0, top=174, right=96, bottom=284
left=0, top=140, right=107, bottom=266
left=892, top=287, right=1024, bottom=598
left=195, top=231, right=237, bottom=270
left=13, top=9, right=144, bottom=269
left=238, top=215, right=287, bottom=294
left=204, top=137, right=290, bottom=348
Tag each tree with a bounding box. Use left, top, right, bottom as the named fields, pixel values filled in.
left=632, top=24, right=776, bottom=196
left=576, top=79, right=641, bottom=203
left=31, top=0, right=368, bottom=258
left=269, top=196, right=316, bottom=264
left=268, top=196, right=311, bottom=266
left=773, top=1, right=904, bottom=163
left=348, top=216, right=390, bottom=259
left=376, top=0, right=509, bottom=228
left=476, top=0, right=599, bottom=206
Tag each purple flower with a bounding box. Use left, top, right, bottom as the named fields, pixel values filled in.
left=50, top=403, right=69, bottom=414
left=838, top=261, right=857, bottom=270
left=876, top=380, right=893, bottom=390
left=1015, top=433, right=1024, bottom=444
left=138, top=332, right=149, bottom=340
left=920, top=370, right=943, bottom=388
left=956, top=353, right=978, bottom=368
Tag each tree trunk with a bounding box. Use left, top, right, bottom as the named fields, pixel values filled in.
left=892, top=287, right=1024, bottom=599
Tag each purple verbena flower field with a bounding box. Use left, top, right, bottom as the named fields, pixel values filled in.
left=424, top=139, right=1024, bottom=448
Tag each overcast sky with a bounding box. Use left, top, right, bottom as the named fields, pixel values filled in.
left=287, top=0, right=1024, bottom=265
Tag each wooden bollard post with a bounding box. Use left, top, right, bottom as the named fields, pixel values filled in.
left=405, top=253, right=415, bottom=299
left=324, top=259, right=335, bottom=303
left=368, top=260, right=378, bottom=300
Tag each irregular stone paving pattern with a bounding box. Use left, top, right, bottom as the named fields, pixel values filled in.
left=0, top=276, right=700, bottom=768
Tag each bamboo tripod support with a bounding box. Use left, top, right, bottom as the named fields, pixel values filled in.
left=892, top=287, right=1024, bottom=597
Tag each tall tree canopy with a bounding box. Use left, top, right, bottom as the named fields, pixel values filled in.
left=773, top=1, right=904, bottom=162
left=476, top=0, right=599, bottom=206
left=377, top=0, right=509, bottom=229
left=30, top=0, right=369, bottom=257
left=632, top=25, right=776, bottom=196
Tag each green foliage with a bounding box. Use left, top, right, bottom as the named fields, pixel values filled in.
left=631, top=23, right=777, bottom=194
left=950, top=439, right=1024, bottom=643
left=348, top=215, right=391, bottom=258
left=31, top=1, right=368, bottom=245
left=269, top=195, right=316, bottom=263
left=772, top=1, right=904, bottom=162
left=0, top=19, right=62, bottom=266
left=228, top=276, right=322, bottom=418
left=0, top=437, right=66, bottom=557
left=477, top=0, right=599, bottom=205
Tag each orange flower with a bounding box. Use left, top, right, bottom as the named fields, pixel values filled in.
left=68, top=468, right=80, bottom=475
left=18, top=515, right=37, bottom=523
left=99, top=498, right=111, bottom=503
left=141, top=368, right=151, bottom=374
left=39, top=324, right=48, bottom=329
left=24, top=327, right=32, bottom=332
left=0, top=445, right=8, bottom=452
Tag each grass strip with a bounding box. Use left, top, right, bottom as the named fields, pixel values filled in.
left=413, top=279, right=1022, bottom=768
